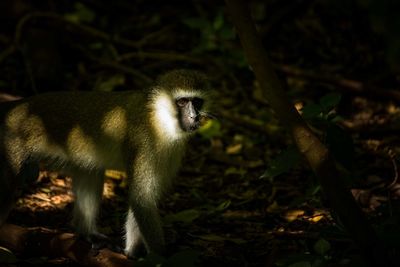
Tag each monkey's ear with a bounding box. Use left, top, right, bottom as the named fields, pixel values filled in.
left=155, top=69, right=210, bottom=92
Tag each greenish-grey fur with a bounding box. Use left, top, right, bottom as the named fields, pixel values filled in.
left=0, top=69, right=211, bottom=257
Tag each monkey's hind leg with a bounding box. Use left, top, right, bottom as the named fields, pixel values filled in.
left=0, top=158, right=17, bottom=226
left=0, top=153, right=39, bottom=226
left=71, top=168, right=107, bottom=247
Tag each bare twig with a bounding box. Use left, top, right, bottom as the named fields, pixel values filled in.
left=388, top=150, right=399, bottom=190
left=90, top=58, right=153, bottom=85
left=72, top=44, right=153, bottom=85
left=15, top=12, right=144, bottom=49
left=219, top=110, right=282, bottom=140
left=0, top=93, right=22, bottom=102
left=118, top=51, right=204, bottom=64
left=276, top=64, right=400, bottom=103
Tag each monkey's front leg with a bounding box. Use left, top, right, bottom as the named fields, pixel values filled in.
left=125, top=202, right=165, bottom=258
left=125, top=177, right=166, bottom=258
left=71, top=168, right=109, bottom=248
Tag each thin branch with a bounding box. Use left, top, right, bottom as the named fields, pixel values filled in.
left=118, top=51, right=204, bottom=64
left=72, top=44, right=153, bottom=85
left=276, top=64, right=400, bottom=103
left=15, top=12, right=144, bottom=49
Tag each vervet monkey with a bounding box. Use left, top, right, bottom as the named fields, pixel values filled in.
left=0, top=69, right=212, bottom=258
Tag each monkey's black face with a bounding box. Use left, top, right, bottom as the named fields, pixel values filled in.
left=176, top=97, right=204, bottom=132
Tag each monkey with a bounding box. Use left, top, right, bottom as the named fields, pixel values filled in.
left=0, top=69, right=213, bottom=258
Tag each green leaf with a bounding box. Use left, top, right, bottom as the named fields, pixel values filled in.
left=306, top=184, right=321, bottom=196
left=164, top=250, right=200, bottom=267
left=148, top=14, right=161, bottom=26
left=261, top=147, right=301, bottom=179
left=220, top=26, right=236, bottom=40
left=230, top=50, right=248, bottom=68
left=182, top=18, right=209, bottom=29
left=313, top=238, right=331, bottom=255
left=134, top=252, right=165, bottom=267
left=213, top=12, right=224, bottom=30
left=215, top=200, right=231, bottom=211
left=64, top=2, right=95, bottom=23
left=164, top=209, right=200, bottom=224
left=0, top=247, right=17, bottom=264
left=89, top=42, right=103, bottom=50
left=205, top=39, right=218, bottom=51
left=301, top=103, right=323, bottom=119
left=0, top=80, right=9, bottom=87
left=330, top=114, right=344, bottom=123
left=198, top=119, right=221, bottom=139
left=319, top=93, right=341, bottom=112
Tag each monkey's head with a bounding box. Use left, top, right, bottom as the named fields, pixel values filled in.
left=150, top=69, right=213, bottom=139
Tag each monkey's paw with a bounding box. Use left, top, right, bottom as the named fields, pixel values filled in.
left=80, top=232, right=123, bottom=253
left=125, top=243, right=146, bottom=260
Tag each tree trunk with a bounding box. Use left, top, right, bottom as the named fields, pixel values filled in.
left=224, top=0, right=382, bottom=265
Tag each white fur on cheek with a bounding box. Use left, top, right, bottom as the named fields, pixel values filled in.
left=152, top=92, right=183, bottom=140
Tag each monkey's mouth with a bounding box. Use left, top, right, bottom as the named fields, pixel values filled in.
left=182, top=113, right=215, bottom=132
left=186, top=121, right=201, bottom=132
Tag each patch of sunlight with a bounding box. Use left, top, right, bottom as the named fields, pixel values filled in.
left=101, top=106, right=128, bottom=140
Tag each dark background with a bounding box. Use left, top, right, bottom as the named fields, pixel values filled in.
left=1, top=0, right=400, bottom=266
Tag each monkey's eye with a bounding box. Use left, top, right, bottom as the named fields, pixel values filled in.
left=176, top=98, right=189, bottom=107
left=192, top=97, right=204, bottom=109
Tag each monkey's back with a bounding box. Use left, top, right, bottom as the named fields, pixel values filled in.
left=0, top=90, right=150, bottom=171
